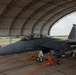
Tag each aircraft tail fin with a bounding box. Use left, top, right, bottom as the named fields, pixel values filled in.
left=68, top=24, right=76, bottom=39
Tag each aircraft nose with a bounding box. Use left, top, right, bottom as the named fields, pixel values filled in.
left=0, top=44, right=15, bottom=55
left=0, top=41, right=25, bottom=55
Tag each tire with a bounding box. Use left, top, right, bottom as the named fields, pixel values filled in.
left=36, top=57, right=43, bottom=62
left=39, top=57, right=43, bottom=62
left=71, top=52, right=76, bottom=58
left=36, top=57, right=40, bottom=62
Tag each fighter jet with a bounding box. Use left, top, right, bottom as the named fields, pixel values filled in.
left=0, top=25, right=75, bottom=61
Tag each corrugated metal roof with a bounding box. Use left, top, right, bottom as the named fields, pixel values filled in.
left=0, top=0, right=75, bottom=36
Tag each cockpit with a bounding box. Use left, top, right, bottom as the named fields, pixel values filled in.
left=21, top=34, right=46, bottom=41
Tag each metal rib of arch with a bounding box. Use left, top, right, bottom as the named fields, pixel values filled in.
left=0, top=0, right=76, bottom=36
left=31, top=0, right=75, bottom=34
left=9, top=0, right=41, bottom=35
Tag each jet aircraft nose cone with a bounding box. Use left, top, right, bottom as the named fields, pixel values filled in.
left=0, top=41, right=25, bottom=55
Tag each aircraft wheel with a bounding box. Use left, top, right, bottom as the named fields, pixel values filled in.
left=36, top=57, right=43, bottom=62
left=40, top=57, right=43, bottom=62
left=71, top=52, right=76, bottom=58
left=57, top=60, right=61, bottom=65
left=36, top=57, right=40, bottom=62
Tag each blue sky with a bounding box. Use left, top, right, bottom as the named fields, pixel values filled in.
left=50, top=12, right=76, bottom=36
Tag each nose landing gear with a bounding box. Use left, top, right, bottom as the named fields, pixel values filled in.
left=36, top=57, right=43, bottom=62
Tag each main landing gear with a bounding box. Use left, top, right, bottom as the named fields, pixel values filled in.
left=71, top=52, right=76, bottom=58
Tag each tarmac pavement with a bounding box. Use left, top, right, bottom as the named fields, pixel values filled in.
left=0, top=52, right=75, bottom=75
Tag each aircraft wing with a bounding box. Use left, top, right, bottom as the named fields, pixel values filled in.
left=40, top=40, right=71, bottom=55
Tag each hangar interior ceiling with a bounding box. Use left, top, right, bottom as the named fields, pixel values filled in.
left=0, top=0, right=76, bottom=36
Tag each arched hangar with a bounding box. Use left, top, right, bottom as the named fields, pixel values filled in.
left=0, top=0, right=76, bottom=36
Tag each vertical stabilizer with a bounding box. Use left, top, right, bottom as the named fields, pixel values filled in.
left=68, top=24, right=76, bottom=39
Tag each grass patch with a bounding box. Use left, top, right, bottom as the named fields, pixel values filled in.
left=0, top=38, right=21, bottom=43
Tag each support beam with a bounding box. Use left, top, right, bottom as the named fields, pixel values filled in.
left=9, top=0, right=41, bottom=35
left=0, top=0, right=18, bottom=22
left=32, top=0, right=74, bottom=34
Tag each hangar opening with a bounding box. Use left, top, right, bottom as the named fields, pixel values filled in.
left=50, top=12, right=76, bottom=39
